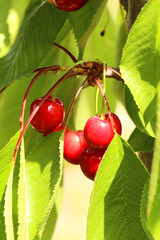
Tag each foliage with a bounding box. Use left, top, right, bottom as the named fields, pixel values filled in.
left=0, top=0, right=160, bottom=239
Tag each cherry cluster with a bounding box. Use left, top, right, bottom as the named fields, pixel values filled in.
left=30, top=96, right=122, bottom=180
left=12, top=41, right=123, bottom=182
left=64, top=113, right=121, bottom=180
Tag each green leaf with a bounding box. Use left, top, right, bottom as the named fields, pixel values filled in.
left=0, top=1, right=66, bottom=90
left=0, top=131, right=20, bottom=203
left=0, top=0, right=11, bottom=47
left=0, top=131, right=20, bottom=240
left=41, top=180, right=63, bottom=240
left=125, top=86, right=156, bottom=137
left=120, top=0, right=160, bottom=136
left=140, top=182, right=154, bottom=240
left=147, top=85, right=160, bottom=239
left=87, top=134, right=149, bottom=240
left=68, top=0, right=108, bottom=58
left=18, top=131, right=62, bottom=239
left=17, top=138, right=28, bottom=240
left=128, top=127, right=154, bottom=152
left=4, top=163, right=15, bottom=240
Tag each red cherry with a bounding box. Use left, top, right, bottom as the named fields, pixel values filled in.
left=30, top=96, right=65, bottom=134
left=84, top=113, right=122, bottom=149
left=47, top=0, right=89, bottom=12
left=80, top=146, right=106, bottom=180
left=63, top=130, right=88, bottom=165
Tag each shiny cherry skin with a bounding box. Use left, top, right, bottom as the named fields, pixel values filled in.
left=47, top=0, right=89, bottom=12
left=30, top=96, right=65, bottom=134
left=80, top=146, right=106, bottom=180
left=84, top=113, right=122, bottom=149
left=63, top=130, right=88, bottom=165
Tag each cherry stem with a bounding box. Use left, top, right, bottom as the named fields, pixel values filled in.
left=64, top=77, right=88, bottom=128
left=54, top=43, right=78, bottom=63
left=12, top=70, right=76, bottom=162
left=95, top=78, right=116, bottom=132
left=101, top=62, right=106, bottom=119
left=20, top=65, right=62, bottom=130
left=106, top=66, right=123, bottom=81
left=90, top=69, right=116, bottom=132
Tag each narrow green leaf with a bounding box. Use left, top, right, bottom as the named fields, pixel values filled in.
left=120, top=0, right=160, bottom=136
left=87, top=134, right=149, bottom=240
left=128, top=127, right=154, bottom=152
left=68, top=0, right=108, bottom=58
left=4, top=163, right=15, bottom=240
left=0, top=131, right=20, bottom=203
left=147, top=85, right=160, bottom=239
left=140, top=182, right=154, bottom=240
left=0, top=1, right=66, bottom=90
left=17, top=138, right=29, bottom=240
left=0, top=131, right=20, bottom=240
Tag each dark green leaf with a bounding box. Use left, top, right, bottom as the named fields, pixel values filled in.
left=0, top=1, right=66, bottom=90
left=128, top=127, right=154, bottom=152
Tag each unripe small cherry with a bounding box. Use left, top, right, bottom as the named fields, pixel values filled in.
left=30, top=96, right=65, bottom=134
left=47, top=0, right=89, bottom=12
left=63, top=130, right=88, bottom=165
left=80, top=146, right=106, bottom=180
left=84, top=113, right=122, bottom=149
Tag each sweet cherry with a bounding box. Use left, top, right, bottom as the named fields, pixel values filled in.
left=30, top=96, right=65, bottom=134
left=63, top=130, right=88, bottom=165
left=47, top=0, right=89, bottom=12
left=84, top=113, right=122, bottom=149
left=80, top=146, right=106, bottom=180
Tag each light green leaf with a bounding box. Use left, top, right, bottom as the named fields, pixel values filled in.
left=87, top=134, right=149, bottom=240
left=0, top=131, right=20, bottom=203
left=4, top=163, right=15, bottom=240
left=128, top=127, right=154, bottom=152
left=140, top=182, right=154, bottom=240
left=19, top=131, right=62, bottom=239
left=147, top=85, right=160, bottom=239
left=17, top=138, right=28, bottom=240
left=0, top=131, right=20, bottom=240
left=41, top=180, right=63, bottom=240
left=68, top=0, right=108, bottom=58
left=120, top=0, right=160, bottom=136
left=0, top=1, right=66, bottom=90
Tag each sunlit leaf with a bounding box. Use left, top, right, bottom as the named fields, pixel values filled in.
left=147, top=85, right=160, bottom=239
left=19, top=132, right=62, bottom=239
left=87, top=134, right=149, bottom=240
left=120, top=0, right=160, bottom=136
left=17, top=138, right=28, bottom=240
left=4, top=163, right=15, bottom=240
